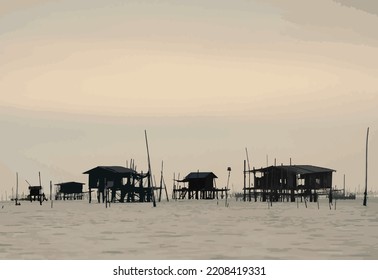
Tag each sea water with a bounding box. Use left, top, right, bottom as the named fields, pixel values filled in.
left=1, top=198, right=377, bottom=259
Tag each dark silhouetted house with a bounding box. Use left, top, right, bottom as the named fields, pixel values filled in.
left=83, top=166, right=152, bottom=203
left=55, top=182, right=85, bottom=200
left=247, top=165, right=335, bottom=202
left=174, top=171, right=227, bottom=200
left=28, top=186, right=42, bottom=201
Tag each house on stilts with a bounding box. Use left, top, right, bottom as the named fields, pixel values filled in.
left=55, top=182, right=85, bottom=200
left=173, top=171, right=228, bottom=200
left=244, top=164, right=335, bottom=202
left=28, top=185, right=44, bottom=202
left=83, top=166, right=153, bottom=203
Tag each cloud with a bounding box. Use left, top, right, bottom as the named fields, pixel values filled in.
left=259, top=0, right=378, bottom=46
left=333, top=0, right=378, bottom=17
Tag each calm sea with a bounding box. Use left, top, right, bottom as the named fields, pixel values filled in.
left=1, top=197, right=377, bottom=259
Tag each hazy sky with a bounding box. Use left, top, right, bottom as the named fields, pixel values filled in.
left=1, top=0, right=377, bottom=197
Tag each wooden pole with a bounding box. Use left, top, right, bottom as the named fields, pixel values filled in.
left=162, top=176, right=169, bottom=202
left=172, top=173, right=176, bottom=200
left=50, top=181, right=53, bottom=208
left=245, top=148, right=251, bottom=200
left=363, top=127, right=369, bottom=206
left=145, top=130, right=156, bottom=207
left=343, top=174, right=346, bottom=197
left=159, top=161, right=163, bottom=202
left=243, top=160, right=246, bottom=202
left=15, top=172, right=20, bottom=206
left=38, top=172, right=42, bottom=205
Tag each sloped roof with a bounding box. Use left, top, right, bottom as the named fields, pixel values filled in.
left=83, top=166, right=136, bottom=175
left=182, top=172, right=218, bottom=181
left=253, top=165, right=335, bottom=174
left=55, top=181, right=85, bottom=186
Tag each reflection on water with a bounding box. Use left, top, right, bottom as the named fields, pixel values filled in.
left=0, top=198, right=377, bottom=259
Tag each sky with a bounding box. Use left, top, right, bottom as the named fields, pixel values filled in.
left=1, top=0, right=377, bottom=198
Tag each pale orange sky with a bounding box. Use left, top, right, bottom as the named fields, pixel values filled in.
left=0, top=0, right=377, bottom=197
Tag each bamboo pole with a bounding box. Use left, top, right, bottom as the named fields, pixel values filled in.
left=50, top=181, right=53, bottom=208
left=363, top=127, right=369, bottom=206
left=15, top=172, right=20, bottom=206
left=243, top=160, right=246, bottom=202
left=245, top=148, right=251, bottom=201
left=162, top=176, right=169, bottom=202
left=159, top=161, right=163, bottom=202
left=145, top=130, right=156, bottom=207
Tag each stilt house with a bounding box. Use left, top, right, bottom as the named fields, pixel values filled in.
left=55, top=182, right=85, bottom=200
left=83, top=166, right=152, bottom=203
left=28, top=186, right=43, bottom=202
left=174, top=171, right=228, bottom=199
left=247, top=165, right=335, bottom=202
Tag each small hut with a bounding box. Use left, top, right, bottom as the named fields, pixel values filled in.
left=28, top=186, right=43, bottom=202
left=55, top=182, right=85, bottom=200
left=246, top=165, right=335, bottom=202
left=83, top=166, right=152, bottom=203
left=174, top=171, right=228, bottom=199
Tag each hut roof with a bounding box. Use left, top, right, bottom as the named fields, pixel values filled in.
left=253, top=165, right=335, bottom=174
left=83, top=166, right=136, bottom=175
left=55, top=181, right=85, bottom=186
left=28, top=186, right=42, bottom=190
left=181, top=172, right=218, bottom=182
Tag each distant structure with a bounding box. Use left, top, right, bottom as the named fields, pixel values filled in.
left=244, top=164, right=335, bottom=202
left=55, top=182, right=85, bottom=200
left=333, top=174, right=356, bottom=200
left=173, top=171, right=228, bottom=200
left=26, top=172, right=46, bottom=204
left=28, top=186, right=45, bottom=202
left=83, top=166, right=153, bottom=203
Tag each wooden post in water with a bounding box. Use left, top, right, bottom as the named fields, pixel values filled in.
left=226, top=167, right=231, bottom=207
left=172, top=173, right=176, bottom=200
left=145, top=130, right=156, bottom=207
left=363, top=127, right=369, bottom=206
left=15, top=172, right=20, bottom=206
left=343, top=174, right=346, bottom=197
left=158, top=161, right=164, bottom=202
left=50, top=181, right=53, bottom=208
left=243, top=160, right=246, bottom=202
left=245, top=148, right=251, bottom=201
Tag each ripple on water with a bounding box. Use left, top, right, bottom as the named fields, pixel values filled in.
left=101, top=250, right=123, bottom=254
